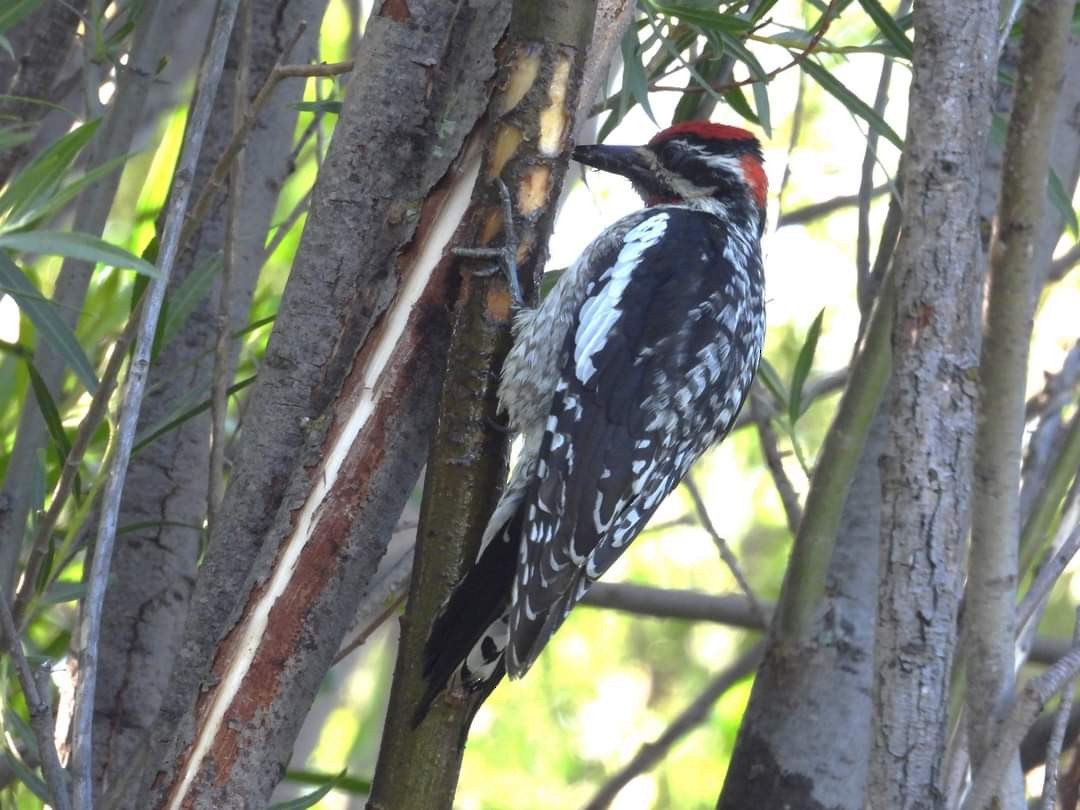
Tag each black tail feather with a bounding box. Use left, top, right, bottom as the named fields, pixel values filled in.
left=413, top=508, right=523, bottom=726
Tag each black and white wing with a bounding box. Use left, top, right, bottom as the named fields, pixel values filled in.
left=506, top=207, right=764, bottom=676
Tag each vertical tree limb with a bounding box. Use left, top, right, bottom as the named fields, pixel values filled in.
left=91, top=1, right=326, bottom=801
left=367, top=3, right=598, bottom=808
left=966, top=0, right=1073, bottom=790
left=69, top=1, right=243, bottom=806
left=138, top=3, right=511, bottom=806
left=869, top=0, right=996, bottom=805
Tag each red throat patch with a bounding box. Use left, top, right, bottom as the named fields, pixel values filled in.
left=740, top=154, right=768, bottom=209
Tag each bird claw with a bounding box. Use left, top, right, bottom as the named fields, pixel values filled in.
left=452, top=178, right=524, bottom=307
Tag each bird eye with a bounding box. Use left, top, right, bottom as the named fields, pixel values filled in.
left=657, top=140, right=686, bottom=169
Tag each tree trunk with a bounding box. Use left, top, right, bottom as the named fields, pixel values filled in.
left=137, top=2, right=509, bottom=806
left=92, top=1, right=325, bottom=803
left=869, top=0, right=995, bottom=805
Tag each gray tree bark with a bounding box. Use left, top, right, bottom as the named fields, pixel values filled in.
left=869, top=0, right=995, bottom=806
left=92, top=0, right=324, bottom=802
left=136, top=2, right=509, bottom=805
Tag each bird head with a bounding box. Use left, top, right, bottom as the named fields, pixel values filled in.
left=573, top=122, right=767, bottom=233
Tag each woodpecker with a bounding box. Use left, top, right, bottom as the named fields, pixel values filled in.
left=418, top=122, right=767, bottom=722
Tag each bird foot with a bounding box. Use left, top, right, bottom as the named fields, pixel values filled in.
left=453, top=178, right=524, bottom=307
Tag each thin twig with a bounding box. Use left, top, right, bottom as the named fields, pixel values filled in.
left=209, top=0, right=252, bottom=531
left=1017, top=509, right=1080, bottom=633
left=0, top=590, right=71, bottom=810
left=1041, top=609, right=1080, bottom=810
left=963, top=640, right=1080, bottom=810
left=581, top=642, right=764, bottom=810
left=683, top=475, right=769, bottom=628
left=776, top=185, right=890, bottom=228
left=272, top=59, right=353, bottom=79
left=261, top=188, right=312, bottom=264
left=1049, top=242, right=1080, bottom=284
left=69, top=1, right=243, bottom=805
left=856, top=48, right=897, bottom=319
left=653, top=0, right=841, bottom=95
left=1025, top=339, right=1080, bottom=421
left=583, top=582, right=770, bottom=630
left=179, top=23, right=308, bottom=251
left=333, top=547, right=416, bottom=665
left=774, top=71, right=806, bottom=210
left=733, top=369, right=848, bottom=433
left=751, top=398, right=802, bottom=535
left=12, top=303, right=143, bottom=626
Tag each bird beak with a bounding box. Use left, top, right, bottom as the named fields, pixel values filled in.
left=572, top=144, right=658, bottom=190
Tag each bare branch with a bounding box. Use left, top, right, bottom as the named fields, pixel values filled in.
left=856, top=56, right=896, bottom=316
left=69, top=0, right=243, bottom=804
left=964, top=622, right=1080, bottom=810
left=751, top=398, right=802, bottom=535
left=1021, top=393, right=1080, bottom=577
left=776, top=185, right=889, bottom=229
left=12, top=308, right=140, bottom=625
left=0, top=590, right=71, bottom=810
left=1017, top=504, right=1080, bottom=633
left=683, top=475, right=769, bottom=627
left=333, top=547, right=415, bottom=665
left=179, top=23, right=308, bottom=251
left=1049, top=242, right=1080, bottom=284
left=583, top=582, right=769, bottom=629
left=581, top=642, right=764, bottom=810
left=1040, top=611, right=1080, bottom=810
left=966, top=0, right=1073, bottom=777
left=208, top=1, right=253, bottom=532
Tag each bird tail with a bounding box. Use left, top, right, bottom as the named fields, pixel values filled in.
left=413, top=507, right=523, bottom=726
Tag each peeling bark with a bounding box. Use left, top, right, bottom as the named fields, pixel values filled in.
left=137, top=2, right=511, bottom=807
left=93, top=1, right=325, bottom=804
left=367, top=3, right=598, bottom=808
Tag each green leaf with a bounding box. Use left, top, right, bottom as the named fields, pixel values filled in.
left=24, top=355, right=72, bottom=460
left=856, top=0, right=914, bottom=60
left=0, top=0, right=42, bottom=32
left=622, top=29, right=658, bottom=126
left=292, top=100, right=342, bottom=114
left=1048, top=169, right=1079, bottom=238
left=283, top=769, right=372, bottom=796
left=801, top=60, right=903, bottom=149
left=721, top=86, right=761, bottom=126
left=4, top=150, right=135, bottom=231
left=789, top=308, right=825, bottom=424
left=539, top=268, right=564, bottom=300
left=756, top=358, right=788, bottom=411
left=269, top=769, right=348, bottom=809
left=1, top=750, right=51, bottom=804
left=0, top=119, right=100, bottom=222
left=751, top=80, right=772, bottom=137
left=751, top=0, right=781, bottom=23
left=160, top=252, right=223, bottom=349
left=0, top=230, right=160, bottom=277
left=644, top=1, right=753, bottom=33
left=0, top=252, right=98, bottom=392
left=0, top=123, right=35, bottom=151
left=41, top=580, right=87, bottom=604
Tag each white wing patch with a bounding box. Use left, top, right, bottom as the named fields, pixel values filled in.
left=574, top=213, right=670, bottom=384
